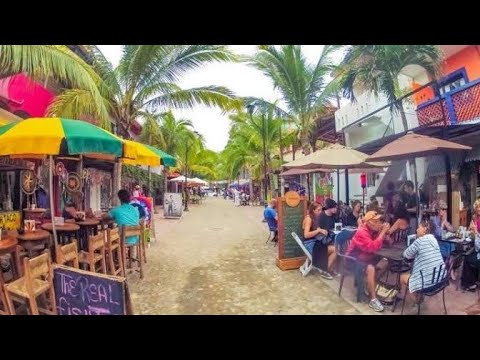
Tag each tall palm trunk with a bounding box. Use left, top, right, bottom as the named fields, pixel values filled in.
left=398, top=100, right=409, bottom=131
left=300, top=130, right=311, bottom=156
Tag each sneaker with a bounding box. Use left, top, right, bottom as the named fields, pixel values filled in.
left=319, top=271, right=333, bottom=280
left=369, top=298, right=385, bottom=312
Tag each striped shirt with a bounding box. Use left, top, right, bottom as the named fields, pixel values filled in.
left=403, top=234, right=446, bottom=293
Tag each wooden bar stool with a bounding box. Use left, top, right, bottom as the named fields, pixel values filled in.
left=56, top=242, right=80, bottom=269
left=79, top=232, right=107, bottom=274
left=4, top=252, right=56, bottom=315
left=0, top=272, right=10, bottom=315
left=106, top=228, right=124, bottom=277
left=121, top=224, right=145, bottom=279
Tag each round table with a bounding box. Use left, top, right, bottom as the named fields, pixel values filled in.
left=16, top=230, right=51, bottom=258
left=0, top=236, right=22, bottom=280
left=96, top=217, right=115, bottom=231
left=41, top=223, right=80, bottom=246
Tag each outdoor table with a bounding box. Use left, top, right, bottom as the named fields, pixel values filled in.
left=75, top=219, right=100, bottom=250
left=16, top=229, right=51, bottom=258
left=375, top=243, right=407, bottom=262
left=41, top=223, right=80, bottom=246
left=0, top=236, right=22, bottom=280
left=96, top=217, right=115, bottom=232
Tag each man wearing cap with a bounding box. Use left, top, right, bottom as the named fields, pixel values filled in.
left=347, top=211, right=390, bottom=312
left=311, top=198, right=338, bottom=279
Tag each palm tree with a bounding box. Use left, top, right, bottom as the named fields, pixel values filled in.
left=336, top=45, right=442, bottom=131
left=249, top=45, right=340, bottom=155
left=0, top=45, right=111, bottom=126
left=54, top=45, right=240, bottom=136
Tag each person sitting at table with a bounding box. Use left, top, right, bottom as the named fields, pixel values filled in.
left=431, top=200, right=455, bottom=260
left=346, top=211, right=390, bottom=312
left=302, top=202, right=324, bottom=253
left=345, top=200, right=362, bottom=227
left=399, top=219, right=446, bottom=304
left=461, top=199, right=480, bottom=291
left=103, top=189, right=140, bottom=245
left=311, top=198, right=338, bottom=279
left=263, top=199, right=278, bottom=242
left=62, top=200, right=78, bottom=220
left=385, top=206, right=410, bottom=246
left=302, top=201, right=335, bottom=280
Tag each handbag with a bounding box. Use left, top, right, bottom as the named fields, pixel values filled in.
left=314, top=233, right=332, bottom=245
left=375, top=281, right=398, bottom=305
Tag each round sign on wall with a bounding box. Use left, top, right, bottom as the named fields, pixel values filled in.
left=285, top=191, right=301, bottom=207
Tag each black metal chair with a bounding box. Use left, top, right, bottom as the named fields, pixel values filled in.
left=334, top=230, right=365, bottom=302
left=401, top=264, right=449, bottom=315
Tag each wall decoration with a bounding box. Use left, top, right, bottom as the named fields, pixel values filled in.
left=21, top=169, right=37, bottom=195
left=66, top=172, right=82, bottom=193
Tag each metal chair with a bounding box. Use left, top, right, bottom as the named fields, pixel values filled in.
left=292, top=232, right=315, bottom=277
left=334, top=229, right=365, bottom=302
left=400, top=264, right=449, bottom=315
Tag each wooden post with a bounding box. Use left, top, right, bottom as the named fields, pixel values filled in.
left=49, top=156, right=58, bottom=247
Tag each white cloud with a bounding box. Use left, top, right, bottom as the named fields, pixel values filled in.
left=96, top=45, right=332, bottom=151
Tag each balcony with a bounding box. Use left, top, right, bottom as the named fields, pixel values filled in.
left=416, top=78, right=480, bottom=126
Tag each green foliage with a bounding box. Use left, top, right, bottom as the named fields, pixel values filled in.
left=122, top=165, right=164, bottom=191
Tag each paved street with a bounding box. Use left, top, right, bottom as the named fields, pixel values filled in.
left=128, top=197, right=360, bottom=315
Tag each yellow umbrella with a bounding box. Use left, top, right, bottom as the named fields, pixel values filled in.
left=122, top=140, right=161, bottom=166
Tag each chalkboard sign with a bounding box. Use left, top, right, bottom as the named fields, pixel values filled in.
left=277, top=195, right=307, bottom=270
left=53, top=265, right=133, bottom=315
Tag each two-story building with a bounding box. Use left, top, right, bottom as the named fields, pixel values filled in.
left=331, top=45, right=480, bottom=225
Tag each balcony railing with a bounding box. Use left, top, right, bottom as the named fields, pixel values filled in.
left=416, top=78, right=480, bottom=126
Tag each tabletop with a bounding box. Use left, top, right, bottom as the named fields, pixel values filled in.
left=16, top=229, right=51, bottom=241
left=41, top=223, right=80, bottom=232
left=76, top=219, right=100, bottom=226
left=375, top=243, right=407, bottom=261
left=0, top=236, right=18, bottom=251
left=23, top=208, right=47, bottom=213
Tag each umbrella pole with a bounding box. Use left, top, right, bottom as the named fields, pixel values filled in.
left=306, top=173, right=311, bottom=201
left=337, top=169, right=340, bottom=202
left=411, top=159, right=420, bottom=227
left=445, top=154, right=452, bottom=223
left=345, top=169, right=350, bottom=207
left=49, top=155, right=58, bottom=248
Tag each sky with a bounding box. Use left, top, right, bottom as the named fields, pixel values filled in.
left=97, top=45, right=330, bottom=152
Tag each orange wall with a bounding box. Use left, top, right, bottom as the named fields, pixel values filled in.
left=412, top=81, right=435, bottom=105
left=442, top=45, right=480, bottom=81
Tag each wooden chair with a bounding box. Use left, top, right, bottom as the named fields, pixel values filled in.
left=106, top=228, right=124, bottom=277
left=140, top=219, right=147, bottom=264
left=79, top=232, right=107, bottom=274
left=55, top=242, right=80, bottom=268
left=121, top=224, right=145, bottom=279
left=4, top=252, right=56, bottom=315
left=0, top=271, right=10, bottom=315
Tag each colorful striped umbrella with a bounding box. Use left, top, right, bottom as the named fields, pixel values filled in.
left=123, top=142, right=177, bottom=167
left=0, top=117, right=130, bottom=157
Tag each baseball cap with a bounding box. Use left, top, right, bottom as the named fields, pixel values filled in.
left=363, top=211, right=383, bottom=222
left=325, top=198, right=337, bottom=210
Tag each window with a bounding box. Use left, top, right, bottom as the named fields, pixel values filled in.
left=367, top=173, right=376, bottom=187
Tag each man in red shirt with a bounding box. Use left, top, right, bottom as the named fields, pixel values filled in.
left=346, top=211, right=390, bottom=312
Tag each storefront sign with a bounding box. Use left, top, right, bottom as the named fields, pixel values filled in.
left=0, top=211, right=21, bottom=230
left=54, top=265, right=133, bottom=315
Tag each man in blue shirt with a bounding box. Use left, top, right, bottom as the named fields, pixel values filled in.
left=264, top=199, right=278, bottom=242
left=104, top=189, right=140, bottom=244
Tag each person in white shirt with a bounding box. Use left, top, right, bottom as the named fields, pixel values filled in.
left=400, top=220, right=446, bottom=303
